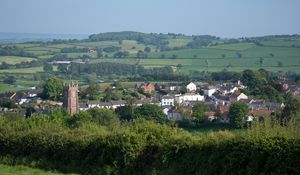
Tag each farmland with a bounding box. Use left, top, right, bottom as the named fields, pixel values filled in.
left=0, top=32, right=300, bottom=93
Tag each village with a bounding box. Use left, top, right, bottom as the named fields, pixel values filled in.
left=1, top=78, right=299, bottom=124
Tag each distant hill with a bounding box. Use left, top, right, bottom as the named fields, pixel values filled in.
left=0, top=32, right=88, bottom=43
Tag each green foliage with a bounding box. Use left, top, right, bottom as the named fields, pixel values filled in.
left=43, top=63, right=53, bottom=72
left=229, top=102, right=249, bottom=128
left=41, top=77, right=64, bottom=100
left=192, top=103, right=208, bottom=122
left=0, top=116, right=299, bottom=175
left=87, top=108, right=120, bottom=129
left=3, top=76, right=16, bottom=84
left=85, top=83, right=101, bottom=100
left=133, top=104, right=166, bottom=123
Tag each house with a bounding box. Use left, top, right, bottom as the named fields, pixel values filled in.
left=229, top=93, right=248, bottom=102
left=179, top=93, right=204, bottom=104
left=218, top=83, right=239, bottom=95
left=167, top=107, right=184, bottom=121
left=161, top=94, right=175, bottom=107
left=155, top=83, right=181, bottom=91
left=111, top=100, right=126, bottom=109
left=136, top=83, right=155, bottom=93
left=203, top=85, right=216, bottom=97
left=186, top=82, right=197, bottom=92
left=211, top=92, right=230, bottom=106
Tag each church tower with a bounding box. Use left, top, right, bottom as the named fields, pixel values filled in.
left=63, top=81, right=79, bottom=114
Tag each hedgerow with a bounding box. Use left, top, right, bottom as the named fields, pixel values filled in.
left=0, top=115, right=299, bottom=175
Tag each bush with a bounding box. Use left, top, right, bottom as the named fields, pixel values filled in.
left=0, top=116, right=299, bottom=175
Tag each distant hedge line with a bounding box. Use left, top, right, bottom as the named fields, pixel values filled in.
left=0, top=125, right=299, bottom=175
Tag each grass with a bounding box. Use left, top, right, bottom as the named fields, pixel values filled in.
left=209, top=42, right=256, bottom=51
left=0, top=164, right=77, bottom=175
left=0, top=56, right=36, bottom=64
left=167, top=38, right=192, bottom=48
left=0, top=67, right=43, bottom=73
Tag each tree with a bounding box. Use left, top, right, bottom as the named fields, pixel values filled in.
left=221, top=54, right=226, bottom=59
left=0, top=61, right=10, bottom=69
left=192, top=103, right=208, bottom=122
left=3, top=76, right=16, bottom=84
left=259, top=57, right=264, bottom=66
left=171, top=54, right=177, bottom=59
left=115, top=105, right=134, bottom=121
left=277, top=61, right=283, bottom=67
left=87, top=108, right=120, bottom=127
left=229, top=102, right=249, bottom=128
left=134, top=104, right=166, bottom=123
left=86, top=83, right=100, bottom=100
left=0, top=98, right=16, bottom=108
left=236, top=52, right=242, bottom=58
left=57, top=64, right=68, bottom=73
left=43, top=63, right=53, bottom=72
left=281, top=97, right=300, bottom=123
left=144, top=47, right=151, bottom=53
left=25, top=106, right=36, bottom=118
left=41, top=77, right=64, bottom=100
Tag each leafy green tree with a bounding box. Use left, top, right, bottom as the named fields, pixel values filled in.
left=134, top=104, right=166, bottom=123
left=86, top=83, right=100, bottom=100
left=57, top=64, right=68, bottom=73
left=281, top=97, right=300, bottom=123
left=144, top=47, right=151, bottom=53
left=43, top=63, right=53, bottom=72
left=192, top=103, right=208, bottom=122
left=277, top=61, right=283, bottom=67
left=0, top=98, right=16, bottom=108
left=3, top=76, right=16, bottom=84
left=41, top=77, right=64, bottom=100
left=0, top=61, right=10, bottom=69
left=236, top=52, right=242, bottom=58
left=87, top=108, right=120, bottom=127
left=115, top=105, right=134, bottom=121
left=229, top=102, right=249, bottom=128
left=25, top=106, right=36, bottom=118
left=259, top=57, right=264, bottom=66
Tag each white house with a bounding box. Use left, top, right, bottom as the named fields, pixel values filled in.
left=186, top=82, right=197, bottom=92
left=161, top=95, right=175, bottom=106
left=229, top=93, right=248, bottom=102
left=203, top=86, right=217, bottom=97
left=179, top=93, right=204, bottom=104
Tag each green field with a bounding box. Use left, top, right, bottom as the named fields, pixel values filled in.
left=0, top=56, right=36, bottom=64
left=1, top=35, right=300, bottom=77
left=0, top=66, right=43, bottom=73
left=0, top=164, right=76, bottom=175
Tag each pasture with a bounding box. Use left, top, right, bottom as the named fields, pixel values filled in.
left=0, top=56, right=36, bottom=64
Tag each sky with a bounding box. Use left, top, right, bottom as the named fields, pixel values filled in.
left=1, top=0, right=300, bottom=38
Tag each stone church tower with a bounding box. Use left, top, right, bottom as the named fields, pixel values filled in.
left=63, top=81, right=79, bottom=114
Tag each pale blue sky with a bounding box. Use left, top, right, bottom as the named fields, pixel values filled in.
left=1, top=0, right=300, bottom=38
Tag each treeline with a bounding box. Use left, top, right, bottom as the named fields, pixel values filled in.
left=187, top=35, right=220, bottom=48
left=0, top=110, right=299, bottom=175
left=0, top=46, right=34, bottom=57
left=60, top=47, right=89, bottom=53
left=0, top=60, right=43, bottom=70
left=68, top=62, right=173, bottom=76
left=88, top=31, right=169, bottom=47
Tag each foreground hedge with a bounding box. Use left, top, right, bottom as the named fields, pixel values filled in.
left=0, top=122, right=299, bottom=175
